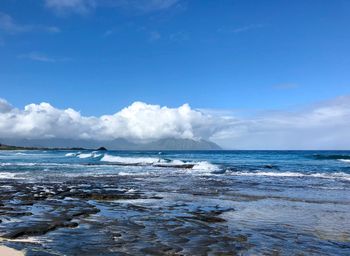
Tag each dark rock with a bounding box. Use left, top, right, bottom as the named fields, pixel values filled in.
left=97, top=147, right=107, bottom=151
left=3, top=221, right=79, bottom=239
left=70, top=191, right=140, bottom=201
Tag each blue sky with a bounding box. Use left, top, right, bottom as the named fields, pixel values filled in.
left=1, top=1, right=350, bottom=149
left=1, top=0, right=349, bottom=116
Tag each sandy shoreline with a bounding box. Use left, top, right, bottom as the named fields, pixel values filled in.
left=0, top=245, right=25, bottom=256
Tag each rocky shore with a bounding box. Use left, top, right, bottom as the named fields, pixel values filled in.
left=0, top=174, right=250, bottom=255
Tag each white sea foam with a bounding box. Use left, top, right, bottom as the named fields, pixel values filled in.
left=101, top=154, right=162, bottom=165
left=154, top=159, right=186, bottom=167
left=0, top=172, right=22, bottom=179
left=228, top=170, right=350, bottom=181
left=118, top=171, right=151, bottom=176
left=15, top=152, right=27, bottom=155
left=77, top=153, right=93, bottom=159
left=191, top=161, right=220, bottom=172
left=65, top=152, right=77, bottom=157
left=229, top=171, right=304, bottom=177
left=309, top=172, right=350, bottom=181
left=339, top=159, right=350, bottom=163
left=0, top=162, right=86, bottom=168
left=76, top=152, right=102, bottom=159
left=100, top=154, right=220, bottom=171
left=0, top=162, right=36, bottom=166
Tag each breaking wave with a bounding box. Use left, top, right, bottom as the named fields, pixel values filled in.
left=0, top=172, right=24, bottom=179
left=76, top=152, right=102, bottom=159
left=312, top=154, right=350, bottom=160
left=100, top=154, right=218, bottom=171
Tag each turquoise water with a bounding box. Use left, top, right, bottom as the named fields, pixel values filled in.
left=0, top=150, right=350, bottom=255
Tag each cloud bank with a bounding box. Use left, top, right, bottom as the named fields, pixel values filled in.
left=211, top=96, right=350, bottom=149
left=1, top=96, right=350, bottom=149
left=0, top=99, right=223, bottom=143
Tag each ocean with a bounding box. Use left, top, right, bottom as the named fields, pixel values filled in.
left=0, top=150, right=349, bottom=255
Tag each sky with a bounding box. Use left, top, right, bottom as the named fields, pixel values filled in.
left=0, top=0, right=350, bottom=149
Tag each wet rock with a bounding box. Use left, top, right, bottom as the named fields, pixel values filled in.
left=233, top=234, right=248, bottom=243
left=182, top=214, right=226, bottom=223
left=4, top=220, right=79, bottom=239
left=71, top=192, right=141, bottom=201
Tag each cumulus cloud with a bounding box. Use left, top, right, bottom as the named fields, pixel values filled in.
left=0, top=100, right=224, bottom=142
left=1, top=96, right=350, bottom=149
left=0, top=99, right=12, bottom=113
left=0, top=12, right=60, bottom=34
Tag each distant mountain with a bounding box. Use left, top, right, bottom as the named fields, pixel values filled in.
left=142, top=138, right=221, bottom=150
left=0, top=138, right=221, bottom=150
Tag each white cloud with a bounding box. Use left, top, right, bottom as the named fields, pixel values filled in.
left=0, top=100, right=223, bottom=142
left=212, top=95, right=350, bottom=149
left=114, top=0, right=180, bottom=12
left=149, top=31, right=161, bottom=42
left=1, top=96, right=350, bottom=149
left=218, top=24, right=265, bottom=34
left=0, top=12, right=60, bottom=34
left=0, top=99, right=12, bottom=113
left=18, top=52, right=56, bottom=62
left=44, top=0, right=180, bottom=14
left=18, top=52, right=71, bottom=63
left=45, top=0, right=96, bottom=14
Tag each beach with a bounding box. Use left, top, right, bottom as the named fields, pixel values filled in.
left=0, top=245, right=24, bottom=256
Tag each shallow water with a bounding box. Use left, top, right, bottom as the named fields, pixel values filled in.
left=0, top=150, right=349, bottom=255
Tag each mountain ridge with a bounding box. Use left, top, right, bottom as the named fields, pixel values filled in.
left=0, top=138, right=221, bottom=150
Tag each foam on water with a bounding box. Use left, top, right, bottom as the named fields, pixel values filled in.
left=0, top=172, right=23, bottom=179
left=1, top=162, right=36, bottom=166
left=77, top=153, right=93, bottom=159
left=100, top=154, right=220, bottom=172
left=191, top=161, right=220, bottom=172
left=101, top=154, right=162, bottom=164
left=76, top=152, right=102, bottom=159
left=228, top=170, right=350, bottom=181
left=65, top=152, right=77, bottom=157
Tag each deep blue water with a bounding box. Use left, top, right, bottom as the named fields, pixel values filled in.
left=1, top=150, right=350, bottom=183
left=0, top=150, right=350, bottom=255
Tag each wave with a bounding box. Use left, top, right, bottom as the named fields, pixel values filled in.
left=0, top=162, right=36, bottom=166
left=339, top=159, right=350, bottom=163
left=15, top=152, right=28, bottom=155
left=0, top=162, right=85, bottom=168
left=192, top=161, right=220, bottom=172
left=228, top=170, right=350, bottom=181
left=101, top=155, right=162, bottom=165
left=100, top=154, right=219, bottom=171
left=76, top=152, right=102, bottom=159
left=65, top=152, right=77, bottom=157
left=312, top=154, right=350, bottom=160
left=0, top=172, right=24, bottom=179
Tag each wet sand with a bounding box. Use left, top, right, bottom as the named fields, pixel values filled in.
left=0, top=246, right=25, bottom=256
